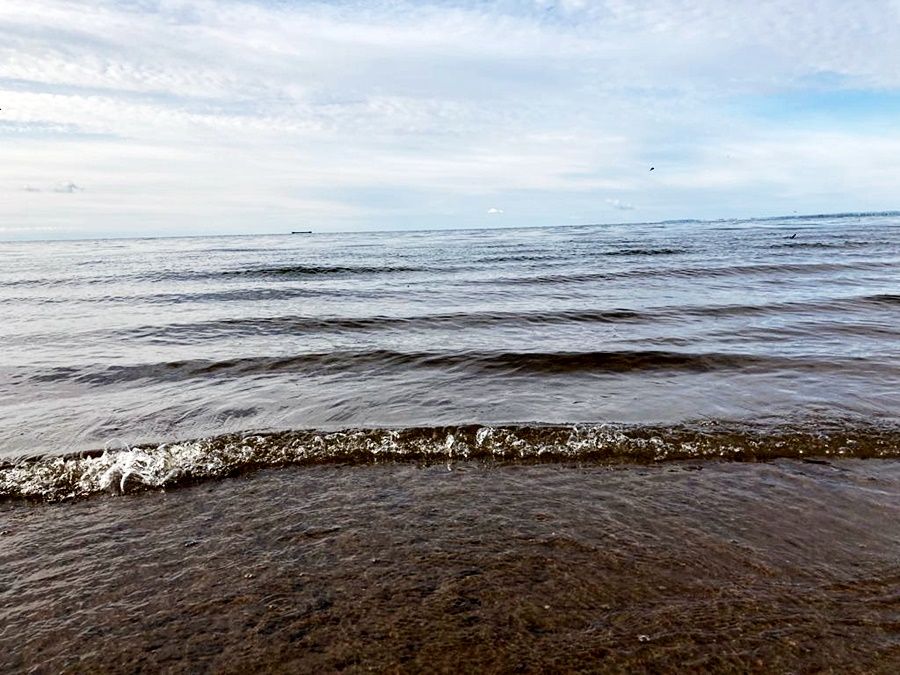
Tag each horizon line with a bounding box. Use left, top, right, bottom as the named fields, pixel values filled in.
left=3, top=209, right=899, bottom=244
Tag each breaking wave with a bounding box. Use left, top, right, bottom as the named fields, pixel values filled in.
left=2, top=422, right=898, bottom=502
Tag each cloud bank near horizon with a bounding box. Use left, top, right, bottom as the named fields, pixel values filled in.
left=2, top=0, right=900, bottom=238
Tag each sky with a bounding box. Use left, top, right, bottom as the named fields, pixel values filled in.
left=2, top=0, right=900, bottom=239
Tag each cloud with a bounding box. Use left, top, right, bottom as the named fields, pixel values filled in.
left=605, top=198, right=635, bottom=211
left=2, top=1, right=900, bottom=237
left=53, top=182, right=84, bottom=193
left=22, top=182, right=84, bottom=193
left=487, top=207, right=504, bottom=214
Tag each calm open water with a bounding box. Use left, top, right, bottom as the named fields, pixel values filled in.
left=1, top=214, right=899, bottom=671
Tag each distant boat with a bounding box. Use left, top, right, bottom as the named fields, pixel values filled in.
left=291, top=230, right=312, bottom=234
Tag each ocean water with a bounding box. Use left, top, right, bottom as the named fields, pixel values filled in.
left=2, top=214, right=900, bottom=671
left=1, top=213, right=899, bottom=497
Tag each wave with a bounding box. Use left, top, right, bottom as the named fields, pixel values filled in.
left=221, top=263, right=424, bottom=278
left=0, top=264, right=431, bottom=289
left=3, top=422, right=899, bottom=502
left=472, top=252, right=572, bottom=264
left=769, top=241, right=858, bottom=250
left=117, top=295, right=900, bottom=341
left=863, top=294, right=900, bottom=306
left=21, top=348, right=868, bottom=386
left=106, top=308, right=648, bottom=342
left=0, top=286, right=402, bottom=306
left=601, top=247, right=689, bottom=256
left=4, top=255, right=896, bottom=294
left=468, top=260, right=896, bottom=287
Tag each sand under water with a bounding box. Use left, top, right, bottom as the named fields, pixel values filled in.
left=2, top=458, right=899, bottom=672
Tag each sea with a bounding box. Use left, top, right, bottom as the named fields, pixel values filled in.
left=2, top=213, right=899, bottom=671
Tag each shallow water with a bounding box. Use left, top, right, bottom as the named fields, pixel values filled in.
left=2, top=460, right=899, bottom=672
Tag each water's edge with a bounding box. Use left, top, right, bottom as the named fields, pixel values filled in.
left=3, top=421, right=899, bottom=502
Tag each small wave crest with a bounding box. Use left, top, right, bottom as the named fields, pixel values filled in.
left=602, top=247, right=689, bottom=256
left=863, top=294, right=900, bottom=306
left=222, top=264, right=423, bottom=278
left=2, top=423, right=898, bottom=502
left=24, top=349, right=827, bottom=386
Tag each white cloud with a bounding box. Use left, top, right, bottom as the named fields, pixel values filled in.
left=605, top=198, right=635, bottom=211
left=2, top=1, right=900, bottom=237
left=22, top=182, right=84, bottom=193
left=487, top=207, right=504, bottom=214
left=54, top=182, right=84, bottom=193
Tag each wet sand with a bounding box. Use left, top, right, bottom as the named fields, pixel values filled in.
left=2, top=459, right=899, bottom=673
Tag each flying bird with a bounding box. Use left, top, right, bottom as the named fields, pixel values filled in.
left=649, top=167, right=655, bottom=171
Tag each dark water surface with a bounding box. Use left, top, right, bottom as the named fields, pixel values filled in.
left=2, top=214, right=899, bottom=671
